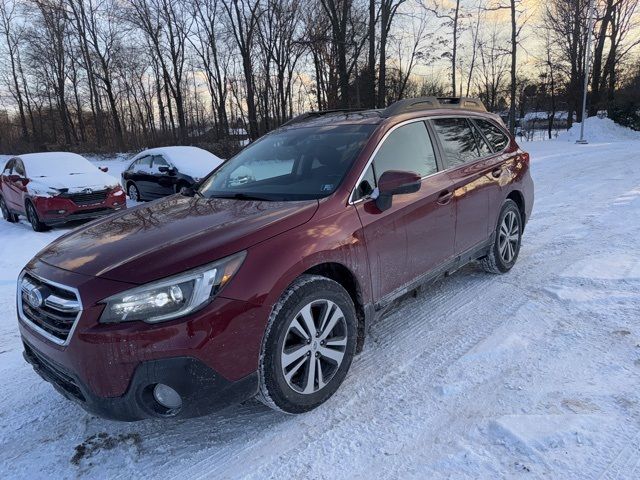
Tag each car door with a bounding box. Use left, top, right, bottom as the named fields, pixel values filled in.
left=149, top=155, right=176, bottom=197
left=4, top=159, right=27, bottom=212
left=430, top=117, right=495, bottom=255
left=1, top=159, right=16, bottom=207
left=131, top=156, right=153, bottom=197
left=353, top=120, right=456, bottom=304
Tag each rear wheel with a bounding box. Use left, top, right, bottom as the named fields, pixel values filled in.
left=127, top=182, right=141, bottom=201
left=0, top=196, right=18, bottom=223
left=481, top=199, right=522, bottom=274
left=258, top=275, right=357, bottom=414
left=25, top=201, right=49, bottom=232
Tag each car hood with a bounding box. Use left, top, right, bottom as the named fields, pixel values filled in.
left=35, top=195, right=318, bottom=284
left=29, top=171, right=120, bottom=195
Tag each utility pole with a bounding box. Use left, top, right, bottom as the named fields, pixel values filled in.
left=577, top=0, right=595, bottom=144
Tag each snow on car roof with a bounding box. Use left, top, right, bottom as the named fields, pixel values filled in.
left=133, top=146, right=224, bottom=178
left=15, top=152, right=96, bottom=177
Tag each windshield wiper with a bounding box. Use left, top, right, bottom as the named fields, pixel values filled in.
left=210, top=193, right=273, bottom=202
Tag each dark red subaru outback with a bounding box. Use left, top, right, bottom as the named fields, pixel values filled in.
left=18, top=97, right=533, bottom=420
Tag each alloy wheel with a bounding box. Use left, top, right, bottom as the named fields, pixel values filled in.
left=280, top=299, right=348, bottom=395
left=27, top=204, right=38, bottom=230
left=128, top=184, right=139, bottom=201
left=498, top=210, right=520, bottom=263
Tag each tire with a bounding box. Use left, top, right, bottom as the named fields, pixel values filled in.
left=258, top=275, right=357, bottom=414
left=481, top=199, right=522, bottom=274
left=0, top=196, right=18, bottom=223
left=25, top=201, right=49, bottom=232
left=127, top=182, right=141, bottom=201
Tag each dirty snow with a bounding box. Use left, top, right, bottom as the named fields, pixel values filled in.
left=1, top=131, right=640, bottom=479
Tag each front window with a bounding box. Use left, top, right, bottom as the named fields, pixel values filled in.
left=198, top=124, right=375, bottom=201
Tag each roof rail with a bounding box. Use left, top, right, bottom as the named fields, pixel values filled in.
left=382, top=97, right=486, bottom=117
left=282, top=108, right=370, bottom=127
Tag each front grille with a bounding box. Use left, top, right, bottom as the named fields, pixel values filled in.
left=18, top=272, right=82, bottom=345
left=23, top=343, right=85, bottom=401
left=64, top=189, right=109, bottom=205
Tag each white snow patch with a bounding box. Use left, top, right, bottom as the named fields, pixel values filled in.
left=557, top=117, right=640, bottom=142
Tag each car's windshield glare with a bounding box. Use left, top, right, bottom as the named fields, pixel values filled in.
left=198, top=124, right=375, bottom=201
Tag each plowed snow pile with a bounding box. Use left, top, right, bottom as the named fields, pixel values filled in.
left=1, top=129, right=640, bottom=478
left=557, top=116, right=640, bottom=142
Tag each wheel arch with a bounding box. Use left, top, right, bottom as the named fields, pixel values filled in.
left=303, top=262, right=367, bottom=353
left=506, top=190, right=526, bottom=226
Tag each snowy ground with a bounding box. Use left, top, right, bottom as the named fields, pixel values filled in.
left=1, top=134, right=640, bottom=479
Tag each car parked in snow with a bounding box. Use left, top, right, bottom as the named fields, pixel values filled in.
left=17, top=97, right=533, bottom=420
left=122, top=146, right=224, bottom=201
left=0, top=152, right=126, bottom=231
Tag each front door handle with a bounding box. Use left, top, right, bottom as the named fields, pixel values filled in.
left=491, top=167, right=503, bottom=178
left=437, top=190, right=453, bottom=205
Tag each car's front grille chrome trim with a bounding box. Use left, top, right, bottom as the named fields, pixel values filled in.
left=17, top=271, right=83, bottom=347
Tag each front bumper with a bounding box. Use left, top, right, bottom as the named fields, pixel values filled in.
left=33, top=195, right=126, bottom=225
left=23, top=340, right=258, bottom=421
left=18, top=261, right=270, bottom=421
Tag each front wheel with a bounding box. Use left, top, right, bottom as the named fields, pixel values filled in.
left=258, top=275, right=357, bottom=414
left=481, top=199, right=522, bottom=274
left=0, top=196, right=18, bottom=223
left=127, top=182, right=141, bottom=202
left=25, top=201, right=49, bottom=232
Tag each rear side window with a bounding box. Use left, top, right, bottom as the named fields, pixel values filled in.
left=373, top=122, right=438, bottom=179
left=432, top=118, right=481, bottom=168
left=470, top=121, right=492, bottom=156
left=475, top=119, right=509, bottom=151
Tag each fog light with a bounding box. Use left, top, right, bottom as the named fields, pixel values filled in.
left=58, top=210, right=66, bottom=214
left=153, top=383, right=182, bottom=410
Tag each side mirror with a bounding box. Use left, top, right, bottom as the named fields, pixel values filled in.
left=158, top=166, right=177, bottom=175
left=375, top=170, right=421, bottom=211
left=99, top=166, right=109, bottom=172
left=180, top=186, right=196, bottom=197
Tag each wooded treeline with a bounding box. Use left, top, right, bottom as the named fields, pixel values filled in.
left=0, top=0, right=638, bottom=154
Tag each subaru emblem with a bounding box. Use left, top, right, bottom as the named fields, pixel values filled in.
left=23, top=282, right=44, bottom=308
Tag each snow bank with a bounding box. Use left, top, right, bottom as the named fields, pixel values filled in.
left=557, top=117, right=640, bottom=142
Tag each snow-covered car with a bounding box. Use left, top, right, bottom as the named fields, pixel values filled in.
left=122, top=146, right=224, bottom=201
left=0, top=152, right=126, bottom=232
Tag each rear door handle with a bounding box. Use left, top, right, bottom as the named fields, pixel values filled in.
left=437, top=190, right=453, bottom=205
left=491, top=167, right=503, bottom=178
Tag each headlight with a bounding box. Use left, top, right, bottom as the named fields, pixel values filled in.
left=99, top=251, right=246, bottom=323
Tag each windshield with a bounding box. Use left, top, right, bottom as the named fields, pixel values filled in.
left=198, top=124, right=375, bottom=201
left=24, top=154, right=96, bottom=178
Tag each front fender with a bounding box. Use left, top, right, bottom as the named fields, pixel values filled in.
left=220, top=206, right=372, bottom=310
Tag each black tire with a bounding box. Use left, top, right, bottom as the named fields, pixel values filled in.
left=481, top=199, right=522, bottom=274
left=127, top=182, right=141, bottom=201
left=0, top=196, right=18, bottom=223
left=25, top=201, right=49, bottom=232
left=258, top=275, right=357, bottom=414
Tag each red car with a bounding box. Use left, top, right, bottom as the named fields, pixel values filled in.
left=18, top=97, right=533, bottom=420
left=1, top=152, right=126, bottom=231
